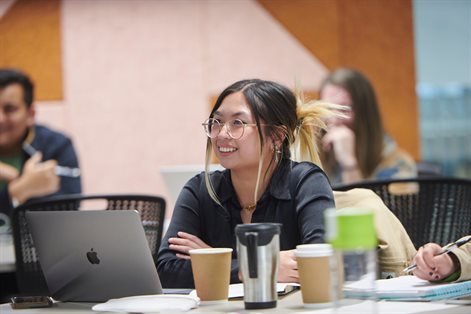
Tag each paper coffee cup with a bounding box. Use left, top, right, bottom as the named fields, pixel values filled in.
left=296, top=244, right=336, bottom=308
left=189, top=248, right=233, bottom=303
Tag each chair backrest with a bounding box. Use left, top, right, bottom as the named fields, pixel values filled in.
left=333, top=177, right=471, bottom=249
left=11, top=194, right=165, bottom=295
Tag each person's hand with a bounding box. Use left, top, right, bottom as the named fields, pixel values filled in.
left=168, top=231, right=211, bottom=260
left=322, top=125, right=357, bottom=169
left=0, top=161, right=19, bottom=182
left=278, top=249, right=299, bottom=283
left=412, top=243, right=458, bottom=281
left=8, top=153, right=60, bottom=204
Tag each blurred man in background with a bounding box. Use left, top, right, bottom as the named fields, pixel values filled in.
left=0, top=69, right=81, bottom=216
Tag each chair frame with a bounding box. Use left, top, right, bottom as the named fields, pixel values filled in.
left=11, top=194, right=166, bottom=295
left=333, top=177, right=471, bottom=248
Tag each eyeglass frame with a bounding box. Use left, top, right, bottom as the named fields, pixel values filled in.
left=202, top=118, right=271, bottom=140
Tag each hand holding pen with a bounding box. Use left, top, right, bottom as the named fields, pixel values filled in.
left=405, top=235, right=471, bottom=281
left=22, top=143, right=81, bottom=178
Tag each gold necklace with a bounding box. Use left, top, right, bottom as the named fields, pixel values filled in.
left=242, top=204, right=256, bottom=212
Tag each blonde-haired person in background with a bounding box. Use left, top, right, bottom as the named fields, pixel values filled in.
left=157, top=79, right=337, bottom=288
left=319, top=68, right=416, bottom=184
left=412, top=237, right=471, bottom=282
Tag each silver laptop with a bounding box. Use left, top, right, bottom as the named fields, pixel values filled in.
left=26, top=210, right=163, bottom=302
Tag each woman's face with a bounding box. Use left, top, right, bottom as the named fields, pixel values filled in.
left=211, top=91, right=272, bottom=172
left=320, top=83, right=354, bottom=128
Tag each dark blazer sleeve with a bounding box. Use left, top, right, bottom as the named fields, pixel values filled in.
left=156, top=176, right=204, bottom=288
left=49, top=136, right=82, bottom=196
left=0, top=126, right=83, bottom=216
left=32, top=125, right=82, bottom=198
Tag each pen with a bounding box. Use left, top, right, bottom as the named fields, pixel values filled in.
left=22, top=143, right=81, bottom=178
left=403, top=235, right=471, bottom=273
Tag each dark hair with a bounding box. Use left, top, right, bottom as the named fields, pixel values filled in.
left=320, top=68, right=384, bottom=178
left=204, top=79, right=331, bottom=206
left=209, top=79, right=297, bottom=160
left=0, top=69, right=34, bottom=107
left=205, top=79, right=298, bottom=206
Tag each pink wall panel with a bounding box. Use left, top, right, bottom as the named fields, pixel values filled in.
left=34, top=0, right=327, bottom=215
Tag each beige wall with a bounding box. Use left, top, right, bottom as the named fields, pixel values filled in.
left=31, top=0, right=327, bottom=214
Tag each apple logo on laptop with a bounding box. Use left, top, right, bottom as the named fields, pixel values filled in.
left=86, top=248, right=100, bottom=265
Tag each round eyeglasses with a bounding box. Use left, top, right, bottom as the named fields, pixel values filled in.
left=202, top=118, right=267, bottom=140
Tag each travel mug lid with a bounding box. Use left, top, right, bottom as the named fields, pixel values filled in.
left=325, top=208, right=377, bottom=250
left=235, top=223, right=280, bottom=246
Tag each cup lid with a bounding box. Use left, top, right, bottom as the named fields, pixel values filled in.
left=295, top=243, right=333, bottom=257
left=235, top=223, right=281, bottom=246
left=189, top=248, right=233, bottom=254
left=325, top=208, right=377, bottom=250
left=235, top=223, right=281, bottom=234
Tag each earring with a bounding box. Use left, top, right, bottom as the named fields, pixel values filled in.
left=274, top=145, right=281, bottom=162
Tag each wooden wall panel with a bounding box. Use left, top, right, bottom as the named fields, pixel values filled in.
left=257, top=0, right=420, bottom=159
left=340, top=0, right=418, bottom=158
left=0, top=0, right=62, bottom=101
left=257, top=0, right=340, bottom=70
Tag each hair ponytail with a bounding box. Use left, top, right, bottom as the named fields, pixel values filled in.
left=291, top=90, right=346, bottom=168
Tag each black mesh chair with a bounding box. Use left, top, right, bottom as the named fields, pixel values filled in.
left=11, top=194, right=166, bottom=295
left=333, top=177, right=471, bottom=248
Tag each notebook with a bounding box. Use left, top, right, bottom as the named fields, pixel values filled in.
left=26, top=210, right=163, bottom=302
left=344, top=275, right=471, bottom=301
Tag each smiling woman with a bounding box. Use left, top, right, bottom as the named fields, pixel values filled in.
left=157, top=79, right=338, bottom=288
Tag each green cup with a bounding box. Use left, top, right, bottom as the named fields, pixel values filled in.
left=324, top=208, right=377, bottom=250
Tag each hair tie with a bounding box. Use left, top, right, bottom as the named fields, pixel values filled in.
left=296, top=118, right=304, bottom=130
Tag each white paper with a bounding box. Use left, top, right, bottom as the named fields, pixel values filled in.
left=92, top=294, right=199, bottom=313
left=189, top=283, right=300, bottom=299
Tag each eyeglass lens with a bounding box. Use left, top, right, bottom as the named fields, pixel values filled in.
left=204, top=119, right=245, bottom=139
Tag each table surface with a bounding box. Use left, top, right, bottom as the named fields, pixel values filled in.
left=1, top=234, right=470, bottom=313
left=0, top=292, right=470, bottom=314
left=0, top=234, right=15, bottom=273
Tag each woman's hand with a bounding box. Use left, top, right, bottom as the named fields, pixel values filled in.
left=412, top=243, right=458, bottom=281
left=322, top=125, right=357, bottom=169
left=168, top=231, right=211, bottom=260
left=278, top=250, right=299, bottom=283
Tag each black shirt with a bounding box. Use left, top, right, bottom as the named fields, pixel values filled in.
left=156, top=159, right=334, bottom=288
